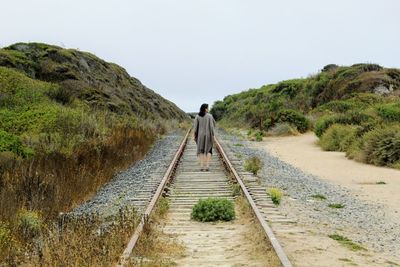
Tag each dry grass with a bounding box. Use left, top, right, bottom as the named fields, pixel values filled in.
left=235, top=196, right=281, bottom=266
left=1, top=208, right=138, bottom=266
left=0, top=127, right=155, bottom=221
left=130, top=197, right=186, bottom=266
left=0, top=126, right=161, bottom=265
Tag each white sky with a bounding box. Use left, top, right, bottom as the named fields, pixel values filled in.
left=2, top=0, right=399, bottom=111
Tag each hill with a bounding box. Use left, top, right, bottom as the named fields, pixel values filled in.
left=0, top=42, right=187, bottom=223
left=0, top=42, right=186, bottom=120
left=211, top=64, right=400, bottom=169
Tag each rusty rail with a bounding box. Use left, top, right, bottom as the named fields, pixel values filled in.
left=117, top=129, right=191, bottom=266
left=215, top=137, right=293, bottom=267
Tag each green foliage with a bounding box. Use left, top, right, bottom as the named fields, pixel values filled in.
left=267, top=188, right=283, bottom=205
left=376, top=181, right=386, bottom=185
left=360, top=125, right=400, bottom=167
left=277, top=109, right=309, bottom=133
left=319, top=124, right=359, bottom=152
left=210, top=62, right=400, bottom=170
left=46, top=84, right=74, bottom=105
left=314, top=111, right=373, bottom=137
left=316, top=100, right=360, bottom=113
left=244, top=156, right=263, bottom=175
left=210, top=100, right=226, bottom=121
left=0, top=130, right=33, bottom=157
left=17, top=209, right=43, bottom=238
left=328, top=203, right=345, bottom=209
left=191, top=198, right=235, bottom=222
left=255, top=131, right=263, bottom=141
left=328, top=234, right=366, bottom=251
left=377, top=103, right=400, bottom=121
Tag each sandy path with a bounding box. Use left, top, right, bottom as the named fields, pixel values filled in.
left=261, top=132, right=400, bottom=223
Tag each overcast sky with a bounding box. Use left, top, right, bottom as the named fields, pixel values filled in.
left=2, top=0, right=399, bottom=111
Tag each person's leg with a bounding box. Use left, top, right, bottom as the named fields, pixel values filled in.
left=205, top=153, right=212, bottom=170
left=199, top=153, right=205, bottom=170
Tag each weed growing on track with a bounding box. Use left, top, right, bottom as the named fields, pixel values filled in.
left=244, top=156, right=263, bottom=175
left=155, top=197, right=169, bottom=219
left=130, top=197, right=184, bottom=266
left=232, top=183, right=242, bottom=197
left=328, top=203, right=345, bottom=209
left=376, top=181, right=386, bottom=184
left=329, top=234, right=366, bottom=251
left=191, top=198, right=235, bottom=222
left=311, top=194, right=327, bottom=200
left=267, top=188, right=283, bottom=205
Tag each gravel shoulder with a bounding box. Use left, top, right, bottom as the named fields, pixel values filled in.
left=71, top=130, right=185, bottom=219
left=217, top=129, right=400, bottom=267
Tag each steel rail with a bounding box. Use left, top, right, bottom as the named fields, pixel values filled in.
left=117, top=128, right=191, bottom=267
left=215, top=136, right=293, bottom=267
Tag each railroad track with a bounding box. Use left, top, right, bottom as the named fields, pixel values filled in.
left=117, top=129, right=292, bottom=267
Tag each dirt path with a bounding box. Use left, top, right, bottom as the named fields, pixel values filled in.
left=260, top=132, right=400, bottom=222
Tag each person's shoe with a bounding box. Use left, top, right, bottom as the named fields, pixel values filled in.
left=200, top=168, right=204, bottom=172
left=205, top=167, right=210, bottom=171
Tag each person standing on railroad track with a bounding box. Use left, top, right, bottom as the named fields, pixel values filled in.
left=193, top=103, right=216, bottom=171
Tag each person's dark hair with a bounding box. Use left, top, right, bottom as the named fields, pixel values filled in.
left=198, top=103, right=208, bottom=117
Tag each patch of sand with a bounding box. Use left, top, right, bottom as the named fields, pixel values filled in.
left=260, top=132, right=400, bottom=221
left=253, top=132, right=400, bottom=266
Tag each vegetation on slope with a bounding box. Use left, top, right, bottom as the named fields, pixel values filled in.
left=0, top=43, right=187, bottom=264
left=211, top=63, right=400, bottom=169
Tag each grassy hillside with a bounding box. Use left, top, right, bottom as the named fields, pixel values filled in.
left=0, top=43, right=188, bottom=264
left=211, top=64, right=400, bottom=169
left=0, top=42, right=186, bottom=120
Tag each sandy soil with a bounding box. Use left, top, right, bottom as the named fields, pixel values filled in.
left=261, top=132, right=400, bottom=222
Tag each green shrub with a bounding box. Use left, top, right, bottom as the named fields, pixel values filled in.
left=377, top=103, right=400, bottom=122
left=267, top=122, right=299, bottom=136
left=210, top=100, right=227, bottom=121
left=255, top=131, right=263, bottom=141
left=314, top=111, right=372, bottom=137
left=0, top=130, right=33, bottom=157
left=46, top=84, right=74, bottom=105
left=267, top=188, right=283, bottom=205
left=17, top=209, right=43, bottom=238
left=277, top=109, right=309, bottom=133
left=244, top=156, right=263, bottom=175
left=361, top=125, right=400, bottom=167
left=316, top=100, right=359, bottom=113
left=191, top=198, right=235, bottom=222
left=318, top=124, right=359, bottom=152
